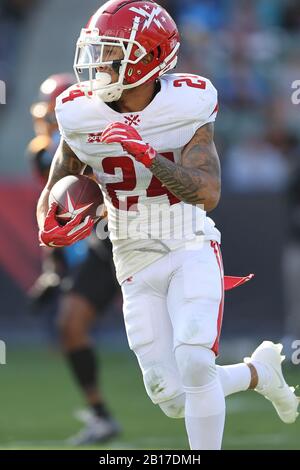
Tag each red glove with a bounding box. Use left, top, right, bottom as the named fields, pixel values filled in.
left=100, top=122, right=157, bottom=168
left=39, top=202, right=94, bottom=247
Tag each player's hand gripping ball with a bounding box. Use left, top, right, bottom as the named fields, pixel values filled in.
left=39, top=175, right=104, bottom=247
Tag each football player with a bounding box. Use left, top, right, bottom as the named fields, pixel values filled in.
left=36, top=1, right=299, bottom=449
left=28, top=73, right=121, bottom=445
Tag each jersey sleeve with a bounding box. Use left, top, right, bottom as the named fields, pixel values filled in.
left=166, top=74, right=219, bottom=134
left=55, top=87, right=83, bottom=155
left=193, top=78, right=218, bottom=132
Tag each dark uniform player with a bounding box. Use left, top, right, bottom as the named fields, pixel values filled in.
left=27, top=74, right=121, bottom=445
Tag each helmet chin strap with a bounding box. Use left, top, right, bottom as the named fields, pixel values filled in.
left=93, top=72, right=123, bottom=102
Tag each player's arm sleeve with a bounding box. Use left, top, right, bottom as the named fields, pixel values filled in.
left=55, top=98, right=82, bottom=157
left=193, top=79, right=218, bottom=132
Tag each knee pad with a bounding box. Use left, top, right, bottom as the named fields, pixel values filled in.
left=175, top=344, right=217, bottom=388
left=143, top=364, right=183, bottom=405
left=159, top=394, right=185, bottom=419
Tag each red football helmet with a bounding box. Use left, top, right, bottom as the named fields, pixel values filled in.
left=73, top=0, right=180, bottom=102
left=31, top=73, right=75, bottom=136
left=31, top=73, right=75, bottom=120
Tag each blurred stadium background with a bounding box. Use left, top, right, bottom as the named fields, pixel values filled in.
left=0, top=0, right=300, bottom=449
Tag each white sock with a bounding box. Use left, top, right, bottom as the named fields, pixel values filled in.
left=184, top=378, right=225, bottom=450
left=217, top=363, right=251, bottom=397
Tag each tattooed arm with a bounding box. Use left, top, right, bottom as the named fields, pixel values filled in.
left=36, top=139, right=85, bottom=229
left=150, top=123, right=221, bottom=212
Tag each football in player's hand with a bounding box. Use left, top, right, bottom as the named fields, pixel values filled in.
left=49, top=175, right=104, bottom=224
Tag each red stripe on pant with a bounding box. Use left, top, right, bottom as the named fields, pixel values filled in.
left=211, top=241, right=224, bottom=356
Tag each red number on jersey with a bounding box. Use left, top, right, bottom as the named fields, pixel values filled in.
left=62, top=88, right=92, bottom=104
left=102, top=156, right=138, bottom=211
left=173, top=76, right=206, bottom=90
left=147, top=152, right=179, bottom=205
left=102, top=152, right=179, bottom=211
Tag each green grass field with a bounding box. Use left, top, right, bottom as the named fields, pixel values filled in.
left=0, top=347, right=299, bottom=450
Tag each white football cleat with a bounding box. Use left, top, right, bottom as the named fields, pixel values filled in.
left=244, top=341, right=299, bottom=424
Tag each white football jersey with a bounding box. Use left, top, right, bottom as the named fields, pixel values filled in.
left=56, top=73, right=221, bottom=283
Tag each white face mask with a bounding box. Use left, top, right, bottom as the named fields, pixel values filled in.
left=73, top=21, right=145, bottom=102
